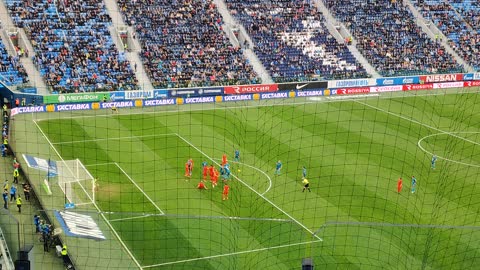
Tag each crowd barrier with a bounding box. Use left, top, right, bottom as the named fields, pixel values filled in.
left=9, top=72, right=480, bottom=117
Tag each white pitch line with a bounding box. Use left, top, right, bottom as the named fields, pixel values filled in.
left=175, top=133, right=322, bottom=241
left=355, top=100, right=480, bottom=147
left=52, top=133, right=176, bottom=145
left=417, top=132, right=480, bottom=168
left=84, top=162, right=117, bottom=167
left=114, top=162, right=165, bottom=215
left=109, top=214, right=154, bottom=222
left=108, top=213, right=292, bottom=223
left=32, top=120, right=143, bottom=269
left=141, top=239, right=323, bottom=268
left=213, top=158, right=272, bottom=195
left=34, top=89, right=480, bottom=123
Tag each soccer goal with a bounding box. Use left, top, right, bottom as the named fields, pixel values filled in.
left=56, top=159, right=96, bottom=207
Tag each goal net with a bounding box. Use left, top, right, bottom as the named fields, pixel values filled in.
left=56, top=159, right=95, bottom=207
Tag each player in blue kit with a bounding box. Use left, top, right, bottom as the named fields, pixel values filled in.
left=411, top=176, right=417, bottom=193
left=431, top=154, right=437, bottom=170
left=302, top=166, right=307, bottom=179
left=234, top=150, right=240, bottom=162
left=224, top=163, right=231, bottom=179
left=275, top=160, right=282, bottom=175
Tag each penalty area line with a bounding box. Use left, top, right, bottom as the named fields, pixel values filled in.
left=51, top=133, right=176, bottom=145
left=175, top=133, right=322, bottom=241
left=32, top=120, right=143, bottom=269
left=114, top=162, right=165, bottom=215
left=141, top=239, right=323, bottom=268
left=108, top=213, right=292, bottom=223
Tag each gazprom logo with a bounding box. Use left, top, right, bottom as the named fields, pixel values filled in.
left=463, top=73, right=474, bottom=80
left=402, top=78, right=414, bottom=84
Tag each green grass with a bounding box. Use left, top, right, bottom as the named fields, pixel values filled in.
left=33, top=92, right=480, bottom=269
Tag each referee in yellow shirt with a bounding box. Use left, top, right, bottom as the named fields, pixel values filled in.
left=302, top=178, right=311, bottom=192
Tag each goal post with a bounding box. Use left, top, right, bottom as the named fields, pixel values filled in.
left=56, top=159, right=96, bottom=208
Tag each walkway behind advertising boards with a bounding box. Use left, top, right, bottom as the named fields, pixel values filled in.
left=0, top=153, right=65, bottom=270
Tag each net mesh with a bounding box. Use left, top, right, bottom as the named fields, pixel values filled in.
left=56, top=159, right=95, bottom=206
left=8, top=89, right=480, bottom=269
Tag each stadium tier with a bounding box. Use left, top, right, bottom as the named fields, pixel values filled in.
left=5, top=0, right=138, bottom=93
left=116, top=0, right=261, bottom=88
left=413, top=0, right=480, bottom=71
left=324, top=0, right=464, bottom=76
left=0, top=40, right=27, bottom=86
left=225, top=0, right=368, bottom=83
left=1, top=1, right=480, bottom=270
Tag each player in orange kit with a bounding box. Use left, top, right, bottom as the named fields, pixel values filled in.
left=197, top=181, right=208, bottom=190
left=397, top=177, right=403, bottom=193
left=202, top=163, right=208, bottom=181
left=222, top=183, right=230, bottom=200
left=211, top=168, right=219, bottom=188
left=184, top=162, right=190, bottom=178
left=222, top=154, right=227, bottom=166
left=209, top=164, right=215, bottom=180
left=187, top=158, right=194, bottom=176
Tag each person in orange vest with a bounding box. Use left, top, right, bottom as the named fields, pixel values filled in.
left=14, top=98, right=19, bottom=107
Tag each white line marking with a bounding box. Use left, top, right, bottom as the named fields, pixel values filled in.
left=52, top=133, right=176, bottom=145
left=141, top=239, right=323, bottom=268
left=34, top=89, right=480, bottom=123
left=109, top=214, right=154, bottom=222
left=114, top=162, right=165, bottom=215
left=37, top=101, right=324, bottom=121
left=74, top=202, right=94, bottom=206
left=32, top=120, right=143, bottom=269
left=175, top=133, right=322, bottom=241
left=109, top=213, right=292, bottom=223
left=84, top=162, right=117, bottom=167
left=213, top=158, right=272, bottom=195
left=417, top=132, right=480, bottom=168
left=355, top=100, right=480, bottom=147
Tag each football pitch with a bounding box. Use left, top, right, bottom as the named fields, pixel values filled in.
left=13, top=89, right=480, bottom=269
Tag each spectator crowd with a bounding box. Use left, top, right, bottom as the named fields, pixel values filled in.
left=117, top=0, right=260, bottom=88
left=324, top=0, right=463, bottom=76
left=225, top=0, right=367, bottom=82
left=414, top=0, right=480, bottom=70
left=6, top=0, right=138, bottom=93
left=0, top=41, right=28, bottom=86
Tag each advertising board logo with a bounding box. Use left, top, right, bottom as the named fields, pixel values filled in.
left=420, top=74, right=461, bottom=83
left=58, top=95, right=66, bottom=103
left=296, top=84, right=308, bottom=90
left=463, top=73, right=474, bottom=81
left=224, top=84, right=278, bottom=94
left=402, top=78, right=414, bottom=84
left=382, top=79, right=394, bottom=85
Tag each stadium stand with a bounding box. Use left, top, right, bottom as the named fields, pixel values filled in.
left=117, top=0, right=260, bottom=88
left=6, top=0, right=137, bottom=93
left=413, top=0, right=480, bottom=71
left=324, top=0, right=463, bottom=76
left=0, top=39, right=28, bottom=86
left=225, top=0, right=368, bottom=83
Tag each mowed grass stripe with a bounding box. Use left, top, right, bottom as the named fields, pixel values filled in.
left=163, top=107, right=428, bottom=268
left=349, top=99, right=480, bottom=210
left=209, top=101, right=480, bottom=268
left=248, top=104, right=448, bottom=268
left=73, top=118, right=299, bottom=269
left=40, top=118, right=220, bottom=268
left=37, top=92, right=480, bottom=270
